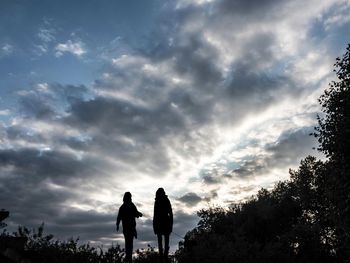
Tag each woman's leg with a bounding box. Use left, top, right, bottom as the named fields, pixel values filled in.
left=124, top=233, right=134, bottom=262
left=157, top=234, right=163, bottom=256
left=164, top=234, right=170, bottom=258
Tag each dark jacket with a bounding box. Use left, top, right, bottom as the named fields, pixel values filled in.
left=117, top=202, right=142, bottom=236
left=153, top=196, right=173, bottom=235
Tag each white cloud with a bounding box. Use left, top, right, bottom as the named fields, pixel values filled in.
left=0, top=109, right=10, bottom=116
left=323, top=0, right=350, bottom=30
left=33, top=18, right=56, bottom=56
left=176, top=0, right=216, bottom=9
left=1, top=43, right=13, bottom=56
left=55, top=40, right=87, bottom=57
left=33, top=44, right=48, bottom=56
left=38, top=28, right=55, bottom=43
left=36, top=83, right=51, bottom=94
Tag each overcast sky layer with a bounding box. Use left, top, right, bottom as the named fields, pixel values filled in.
left=1, top=0, right=350, bottom=251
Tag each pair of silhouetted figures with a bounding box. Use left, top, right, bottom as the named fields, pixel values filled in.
left=116, top=188, right=173, bottom=263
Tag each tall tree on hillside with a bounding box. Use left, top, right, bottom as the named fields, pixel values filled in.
left=314, top=44, right=350, bottom=260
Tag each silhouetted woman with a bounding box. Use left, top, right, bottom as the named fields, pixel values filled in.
left=116, top=192, right=143, bottom=262
left=153, top=188, right=173, bottom=261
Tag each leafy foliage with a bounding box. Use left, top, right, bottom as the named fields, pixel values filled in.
left=315, top=44, right=350, bottom=160
left=1, top=224, right=164, bottom=263
left=2, top=224, right=123, bottom=263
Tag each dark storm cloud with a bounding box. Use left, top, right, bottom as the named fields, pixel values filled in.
left=5, top=124, right=46, bottom=144
left=232, top=159, right=266, bottom=178
left=168, top=89, right=214, bottom=124
left=62, top=96, right=189, bottom=174
left=173, top=211, right=199, bottom=233
left=19, top=92, right=56, bottom=120
left=198, top=125, right=318, bottom=185
left=18, top=83, right=90, bottom=119
left=3, top=186, right=77, bottom=226
left=225, top=66, right=281, bottom=100
left=201, top=168, right=232, bottom=185
left=171, top=35, right=223, bottom=89
left=136, top=219, right=155, bottom=241
left=202, top=174, right=223, bottom=185
left=266, top=127, right=320, bottom=165
left=171, top=210, right=199, bottom=247
left=217, top=0, right=284, bottom=16
left=232, top=127, right=318, bottom=178
left=54, top=209, right=115, bottom=226
left=62, top=136, right=91, bottom=151
left=205, top=190, right=218, bottom=201
left=66, top=97, right=185, bottom=137
left=178, top=192, right=202, bottom=206
left=0, top=146, right=113, bottom=236
left=229, top=33, right=280, bottom=71
left=0, top=148, right=102, bottom=183
left=7, top=80, right=192, bottom=177
left=1, top=175, right=121, bottom=245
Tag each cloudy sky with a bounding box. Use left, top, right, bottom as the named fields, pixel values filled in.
left=1, top=0, right=350, bottom=251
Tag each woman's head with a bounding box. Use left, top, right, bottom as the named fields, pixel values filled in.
left=123, top=192, right=132, bottom=203
left=156, top=188, right=166, bottom=199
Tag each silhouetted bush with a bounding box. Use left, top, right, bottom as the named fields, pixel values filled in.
left=1, top=224, right=164, bottom=263
left=1, top=223, right=122, bottom=262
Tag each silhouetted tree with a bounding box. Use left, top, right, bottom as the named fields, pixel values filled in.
left=315, top=44, right=350, bottom=159
left=314, top=43, right=350, bottom=261
left=176, top=158, right=335, bottom=263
